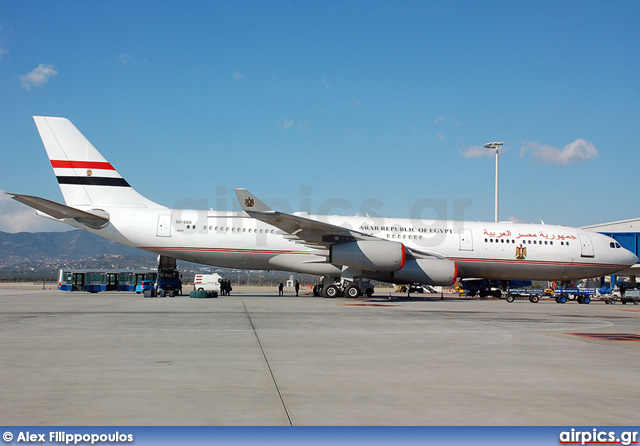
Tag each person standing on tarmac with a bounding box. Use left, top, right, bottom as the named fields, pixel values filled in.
left=295, top=280, right=300, bottom=296
left=278, top=282, right=284, bottom=296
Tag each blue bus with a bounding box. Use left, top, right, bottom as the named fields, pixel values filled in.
left=58, top=269, right=158, bottom=293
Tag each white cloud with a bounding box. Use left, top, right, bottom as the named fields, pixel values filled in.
left=461, top=145, right=495, bottom=158
left=520, top=139, right=598, bottom=165
left=233, top=71, right=245, bottom=80
left=19, top=64, right=58, bottom=90
left=0, top=192, right=71, bottom=233
left=118, top=53, right=135, bottom=64
left=276, top=117, right=293, bottom=130
left=434, top=116, right=462, bottom=127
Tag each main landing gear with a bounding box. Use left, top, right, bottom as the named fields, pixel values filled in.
left=313, top=278, right=375, bottom=298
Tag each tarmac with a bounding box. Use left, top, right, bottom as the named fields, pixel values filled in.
left=1, top=284, right=639, bottom=426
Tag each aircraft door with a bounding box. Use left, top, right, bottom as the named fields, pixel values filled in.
left=578, top=234, right=594, bottom=257
left=157, top=214, right=171, bottom=237
left=459, top=228, right=473, bottom=251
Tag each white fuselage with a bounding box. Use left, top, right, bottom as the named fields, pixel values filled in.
left=75, top=206, right=637, bottom=282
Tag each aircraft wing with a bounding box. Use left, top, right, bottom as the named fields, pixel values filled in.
left=8, top=193, right=110, bottom=229
left=234, top=188, right=379, bottom=249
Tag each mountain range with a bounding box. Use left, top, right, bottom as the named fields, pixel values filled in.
left=0, top=229, right=154, bottom=259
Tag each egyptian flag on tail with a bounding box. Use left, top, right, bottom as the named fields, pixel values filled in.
left=33, top=116, right=160, bottom=208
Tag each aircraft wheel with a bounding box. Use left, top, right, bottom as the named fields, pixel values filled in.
left=324, top=285, right=339, bottom=298
left=345, top=284, right=361, bottom=298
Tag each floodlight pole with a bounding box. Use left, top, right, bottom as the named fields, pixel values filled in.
left=484, top=142, right=503, bottom=223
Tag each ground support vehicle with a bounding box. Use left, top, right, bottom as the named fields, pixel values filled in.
left=553, top=287, right=596, bottom=304
left=504, top=288, right=545, bottom=303
left=136, top=280, right=156, bottom=294
left=156, top=255, right=183, bottom=297
left=193, top=273, right=223, bottom=292
left=604, top=289, right=640, bottom=305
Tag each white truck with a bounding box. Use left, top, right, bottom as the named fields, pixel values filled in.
left=193, top=273, right=223, bottom=293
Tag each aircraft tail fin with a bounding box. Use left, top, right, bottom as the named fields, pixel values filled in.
left=33, top=116, right=162, bottom=209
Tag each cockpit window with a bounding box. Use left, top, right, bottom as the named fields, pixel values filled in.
left=610, top=242, right=615, bottom=248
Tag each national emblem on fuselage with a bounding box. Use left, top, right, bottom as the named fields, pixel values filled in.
left=515, top=245, right=527, bottom=260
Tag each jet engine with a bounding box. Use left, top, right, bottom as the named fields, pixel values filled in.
left=330, top=240, right=405, bottom=272
left=392, top=258, right=458, bottom=286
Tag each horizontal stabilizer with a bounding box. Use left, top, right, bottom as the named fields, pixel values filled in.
left=8, top=193, right=110, bottom=229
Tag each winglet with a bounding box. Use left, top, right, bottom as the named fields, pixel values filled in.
left=234, top=188, right=275, bottom=214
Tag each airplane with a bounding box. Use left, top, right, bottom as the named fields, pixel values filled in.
left=8, top=116, right=638, bottom=298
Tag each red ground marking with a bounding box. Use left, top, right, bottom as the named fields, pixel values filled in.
left=568, top=333, right=640, bottom=341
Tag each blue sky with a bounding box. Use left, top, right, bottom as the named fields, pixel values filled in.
left=1, top=1, right=639, bottom=232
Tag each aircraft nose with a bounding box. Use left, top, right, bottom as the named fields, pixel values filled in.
left=623, top=248, right=638, bottom=267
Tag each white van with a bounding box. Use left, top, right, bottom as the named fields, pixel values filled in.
left=193, top=273, right=222, bottom=292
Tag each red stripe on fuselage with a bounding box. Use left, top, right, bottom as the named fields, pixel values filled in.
left=51, top=160, right=116, bottom=170
left=449, top=257, right=626, bottom=269
left=142, top=247, right=313, bottom=255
